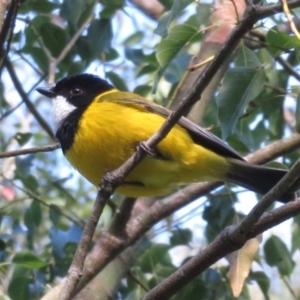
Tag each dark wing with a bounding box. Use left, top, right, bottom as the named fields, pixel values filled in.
left=113, top=97, right=245, bottom=161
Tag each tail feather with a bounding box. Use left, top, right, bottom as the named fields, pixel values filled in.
left=226, top=159, right=300, bottom=203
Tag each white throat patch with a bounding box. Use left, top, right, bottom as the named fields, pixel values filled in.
left=52, top=95, right=76, bottom=132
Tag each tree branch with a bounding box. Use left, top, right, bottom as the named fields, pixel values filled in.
left=109, top=197, right=136, bottom=235
left=230, top=158, right=300, bottom=241
left=0, top=0, right=20, bottom=73
left=142, top=199, right=300, bottom=299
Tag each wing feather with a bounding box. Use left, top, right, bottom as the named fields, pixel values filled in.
left=108, top=96, right=245, bottom=161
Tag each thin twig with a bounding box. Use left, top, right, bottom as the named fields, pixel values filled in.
left=57, top=14, right=94, bottom=65
left=276, top=56, right=300, bottom=82
left=127, top=270, right=150, bottom=292
left=264, top=82, right=297, bottom=98
left=230, top=158, right=300, bottom=242
left=13, top=48, right=44, bottom=76
left=230, top=0, right=241, bottom=23
left=281, top=0, right=300, bottom=41
left=48, top=6, right=95, bottom=84
left=256, top=0, right=300, bottom=19
left=247, top=29, right=300, bottom=82
left=0, top=144, right=60, bottom=158
left=5, top=58, right=55, bottom=139
left=0, top=100, right=23, bottom=121
left=0, top=0, right=20, bottom=73
left=187, top=55, right=214, bottom=71
left=281, top=276, right=298, bottom=299
left=30, top=23, right=53, bottom=61
left=0, top=180, right=85, bottom=227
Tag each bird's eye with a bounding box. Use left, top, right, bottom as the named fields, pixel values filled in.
left=70, top=87, right=83, bottom=96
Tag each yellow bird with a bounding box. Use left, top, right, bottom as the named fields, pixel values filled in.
left=37, top=74, right=299, bottom=201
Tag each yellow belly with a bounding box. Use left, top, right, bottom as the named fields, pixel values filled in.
left=65, top=101, right=229, bottom=197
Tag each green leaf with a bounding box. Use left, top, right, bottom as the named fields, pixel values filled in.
left=264, top=235, right=295, bottom=276
left=124, top=289, right=146, bottom=300
left=156, top=24, right=198, bottom=69
left=14, top=132, right=32, bottom=146
left=0, top=239, right=6, bottom=251
left=185, top=3, right=210, bottom=29
left=23, top=16, right=68, bottom=62
left=203, top=195, right=235, bottom=242
left=106, top=71, right=128, bottom=91
left=68, top=61, right=86, bottom=75
left=87, top=19, right=112, bottom=54
left=138, top=244, right=173, bottom=273
left=8, top=277, right=30, bottom=300
left=170, top=228, right=192, bottom=246
left=291, top=221, right=300, bottom=254
left=165, top=53, right=190, bottom=84
left=50, top=225, right=82, bottom=260
left=266, top=27, right=300, bottom=57
left=235, top=112, right=267, bottom=152
left=173, top=279, right=206, bottom=300
left=49, top=205, right=61, bottom=226
left=292, top=7, right=300, bottom=19
left=60, top=0, right=88, bottom=25
left=153, top=23, right=198, bottom=90
left=195, top=3, right=211, bottom=27
left=100, top=6, right=118, bottom=19
left=260, top=83, right=285, bottom=137
left=13, top=251, right=48, bottom=269
left=235, top=45, right=262, bottom=68
left=133, top=85, right=152, bottom=97
left=217, top=67, right=265, bottom=139
left=136, top=64, right=158, bottom=78
left=15, top=155, right=34, bottom=177
left=159, top=0, right=174, bottom=10
left=249, top=271, right=270, bottom=300
left=24, top=200, right=42, bottom=231
left=104, top=47, right=120, bottom=61
left=154, top=0, right=194, bottom=38
left=20, top=0, right=59, bottom=13
left=293, top=213, right=300, bottom=229
left=123, top=31, right=144, bottom=46
left=101, top=0, right=124, bottom=8
left=27, top=47, right=48, bottom=72
left=17, top=173, right=39, bottom=192
left=125, top=48, right=145, bottom=65
left=40, top=23, right=68, bottom=58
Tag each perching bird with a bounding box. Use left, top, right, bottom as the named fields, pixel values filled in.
left=36, top=74, right=299, bottom=202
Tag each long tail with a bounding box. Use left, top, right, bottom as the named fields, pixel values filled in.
left=225, top=159, right=300, bottom=203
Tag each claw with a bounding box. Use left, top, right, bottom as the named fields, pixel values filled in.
left=138, top=141, right=157, bottom=158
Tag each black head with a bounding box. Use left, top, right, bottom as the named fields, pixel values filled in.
left=36, top=74, right=114, bottom=108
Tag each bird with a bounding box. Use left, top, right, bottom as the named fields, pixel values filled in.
left=36, top=73, right=299, bottom=202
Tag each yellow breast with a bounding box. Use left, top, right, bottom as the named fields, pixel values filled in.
left=65, top=95, right=229, bottom=197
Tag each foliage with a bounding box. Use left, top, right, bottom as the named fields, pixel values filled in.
left=1, top=0, right=300, bottom=299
